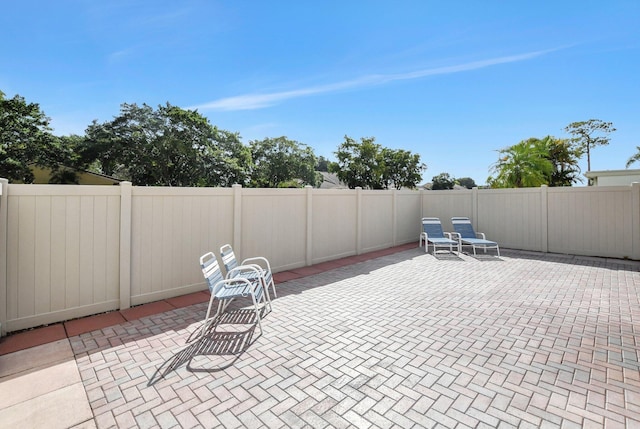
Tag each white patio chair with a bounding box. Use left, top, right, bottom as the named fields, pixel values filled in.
left=198, top=252, right=268, bottom=339
left=220, top=244, right=277, bottom=300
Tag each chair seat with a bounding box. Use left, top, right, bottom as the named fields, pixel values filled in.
left=429, top=237, right=458, bottom=245
left=214, top=282, right=256, bottom=300
left=459, top=238, right=497, bottom=246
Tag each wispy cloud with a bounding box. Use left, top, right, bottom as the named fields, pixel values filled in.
left=189, top=48, right=561, bottom=112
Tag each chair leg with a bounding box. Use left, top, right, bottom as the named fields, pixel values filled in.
left=200, top=297, right=224, bottom=338
left=270, top=279, right=277, bottom=299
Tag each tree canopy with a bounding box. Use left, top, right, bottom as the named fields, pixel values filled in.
left=81, top=103, right=251, bottom=187
left=431, top=173, right=455, bottom=190
left=2, top=90, right=431, bottom=189
left=456, top=177, right=477, bottom=189
left=564, top=119, right=615, bottom=173
left=330, top=136, right=425, bottom=190
left=488, top=136, right=582, bottom=188
left=0, top=91, right=59, bottom=182
left=488, top=138, right=554, bottom=188
left=249, top=136, right=319, bottom=188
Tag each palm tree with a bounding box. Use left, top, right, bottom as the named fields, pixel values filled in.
left=540, top=136, right=582, bottom=186
left=626, top=146, right=640, bottom=168
left=488, top=138, right=553, bottom=188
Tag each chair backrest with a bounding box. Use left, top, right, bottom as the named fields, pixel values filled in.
left=421, top=217, right=446, bottom=238
left=220, top=244, right=238, bottom=275
left=200, top=252, right=224, bottom=293
left=451, top=217, right=476, bottom=238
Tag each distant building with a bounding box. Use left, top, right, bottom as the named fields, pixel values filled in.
left=584, top=169, right=640, bottom=186
left=27, top=165, right=122, bottom=185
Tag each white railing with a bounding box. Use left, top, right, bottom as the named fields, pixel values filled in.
left=1, top=179, right=639, bottom=334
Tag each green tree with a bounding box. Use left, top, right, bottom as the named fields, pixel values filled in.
left=199, top=127, right=252, bottom=187
left=626, top=147, right=640, bottom=168
left=540, top=136, right=582, bottom=186
left=331, top=136, right=384, bottom=189
left=81, top=102, right=250, bottom=186
left=564, top=119, right=616, bottom=173
left=431, top=172, right=455, bottom=190
left=488, top=138, right=553, bottom=188
left=380, top=148, right=426, bottom=190
left=331, top=136, right=425, bottom=190
left=48, top=134, right=86, bottom=184
left=0, top=91, right=58, bottom=183
left=249, top=136, right=319, bottom=188
left=457, top=177, right=477, bottom=189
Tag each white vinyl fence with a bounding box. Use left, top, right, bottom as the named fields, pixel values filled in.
left=1, top=179, right=639, bottom=334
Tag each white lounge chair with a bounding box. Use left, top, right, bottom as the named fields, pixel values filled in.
left=451, top=217, right=500, bottom=256
left=419, top=217, right=460, bottom=254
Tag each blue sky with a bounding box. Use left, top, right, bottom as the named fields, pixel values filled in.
left=2, top=1, right=639, bottom=185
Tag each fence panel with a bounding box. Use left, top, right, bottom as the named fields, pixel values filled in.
left=240, top=188, right=308, bottom=272
left=5, top=185, right=121, bottom=331
left=360, top=190, right=394, bottom=253
left=130, top=187, right=234, bottom=305
left=311, top=190, right=358, bottom=264
left=396, top=191, right=423, bottom=244
left=422, top=190, right=474, bottom=232
left=547, top=186, right=634, bottom=258
left=477, top=188, right=544, bottom=251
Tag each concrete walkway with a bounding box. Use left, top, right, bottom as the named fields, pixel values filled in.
left=1, top=245, right=639, bottom=428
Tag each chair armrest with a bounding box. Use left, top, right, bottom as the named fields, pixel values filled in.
left=450, top=232, right=461, bottom=240
left=213, top=276, right=255, bottom=297
left=241, top=256, right=271, bottom=272
left=477, top=232, right=486, bottom=239
left=228, top=264, right=264, bottom=283
left=444, top=232, right=453, bottom=239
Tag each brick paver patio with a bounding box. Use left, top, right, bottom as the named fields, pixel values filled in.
left=3, top=247, right=640, bottom=428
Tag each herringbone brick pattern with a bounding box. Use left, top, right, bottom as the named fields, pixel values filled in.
left=70, top=249, right=640, bottom=428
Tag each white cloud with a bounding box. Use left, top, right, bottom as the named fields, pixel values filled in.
left=189, top=48, right=561, bottom=112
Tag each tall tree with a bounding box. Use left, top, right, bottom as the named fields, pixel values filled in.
left=431, top=172, right=455, bottom=190
left=564, top=119, right=616, bottom=174
left=540, top=136, right=582, bottom=186
left=488, top=138, right=553, bottom=188
left=81, top=103, right=251, bottom=186
left=457, top=177, right=477, bottom=189
left=249, top=136, right=319, bottom=188
left=331, top=136, right=384, bottom=189
left=331, top=136, right=425, bottom=190
left=0, top=91, right=58, bottom=182
left=380, top=148, right=426, bottom=190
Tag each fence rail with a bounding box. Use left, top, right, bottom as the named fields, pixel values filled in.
left=1, top=179, right=639, bottom=334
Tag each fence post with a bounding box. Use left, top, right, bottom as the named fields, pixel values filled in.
left=305, top=186, right=313, bottom=266
left=540, top=185, right=548, bottom=253
left=356, top=187, right=362, bottom=255
left=0, top=178, right=8, bottom=335
left=472, top=187, right=479, bottom=227
left=392, top=189, right=398, bottom=246
left=632, top=182, right=640, bottom=260
left=119, top=181, right=132, bottom=310
left=232, top=184, right=242, bottom=252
